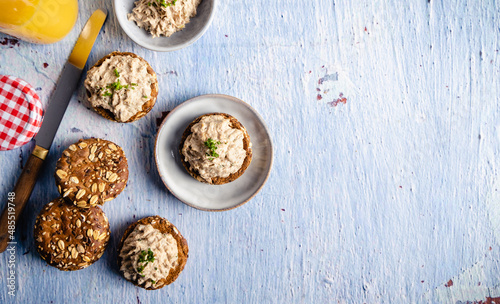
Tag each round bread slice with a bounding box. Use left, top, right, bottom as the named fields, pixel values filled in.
left=85, top=51, right=158, bottom=123
left=34, top=198, right=110, bottom=271
left=117, top=216, right=189, bottom=290
left=179, top=113, right=252, bottom=185
left=55, top=138, right=128, bottom=208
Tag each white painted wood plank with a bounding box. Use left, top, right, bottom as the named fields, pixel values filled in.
left=0, top=0, right=499, bottom=303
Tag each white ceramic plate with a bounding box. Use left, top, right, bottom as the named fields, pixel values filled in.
left=113, top=0, right=216, bottom=52
left=155, top=94, right=273, bottom=211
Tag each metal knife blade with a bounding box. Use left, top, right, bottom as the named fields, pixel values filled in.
left=35, top=9, right=107, bottom=150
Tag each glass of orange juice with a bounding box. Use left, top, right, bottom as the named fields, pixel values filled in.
left=0, top=0, right=78, bottom=44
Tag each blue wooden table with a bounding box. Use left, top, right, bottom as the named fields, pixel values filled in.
left=1, top=0, right=500, bottom=303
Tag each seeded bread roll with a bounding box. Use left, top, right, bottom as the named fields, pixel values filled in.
left=117, top=216, right=189, bottom=290
left=55, top=138, right=128, bottom=208
left=179, top=113, right=252, bottom=185
left=85, top=51, right=158, bottom=123
left=34, top=198, right=110, bottom=271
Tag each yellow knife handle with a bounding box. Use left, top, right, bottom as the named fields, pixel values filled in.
left=68, top=9, right=107, bottom=69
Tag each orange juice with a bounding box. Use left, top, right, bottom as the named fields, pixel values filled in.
left=0, top=0, right=78, bottom=44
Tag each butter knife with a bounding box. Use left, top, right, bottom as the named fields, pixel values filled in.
left=0, top=9, right=108, bottom=253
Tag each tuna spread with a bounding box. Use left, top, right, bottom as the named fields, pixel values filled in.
left=128, top=0, right=202, bottom=38
left=182, top=115, right=248, bottom=183
left=119, top=224, right=178, bottom=289
left=85, top=54, right=155, bottom=122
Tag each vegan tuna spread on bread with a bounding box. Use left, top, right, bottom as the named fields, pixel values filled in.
left=180, top=113, right=252, bottom=185
left=84, top=52, right=158, bottom=123
left=118, top=216, right=188, bottom=290
left=128, top=0, right=201, bottom=38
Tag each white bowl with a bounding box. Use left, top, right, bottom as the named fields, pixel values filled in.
left=155, top=94, right=274, bottom=211
left=113, top=0, right=216, bottom=52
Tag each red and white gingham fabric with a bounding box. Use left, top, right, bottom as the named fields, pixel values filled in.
left=0, top=75, right=43, bottom=151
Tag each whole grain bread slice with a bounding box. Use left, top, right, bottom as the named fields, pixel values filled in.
left=34, top=198, right=111, bottom=271
left=55, top=138, right=128, bottom=207
left=179, top=113, right=253, bottom=185
left=86, top=51, right=158, bottom=123
left=117, top=216, right=189, bottom=290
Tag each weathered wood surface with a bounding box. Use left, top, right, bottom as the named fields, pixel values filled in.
left=1, top=0, right=500, bottom=303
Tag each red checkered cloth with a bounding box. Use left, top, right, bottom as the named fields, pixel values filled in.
left=0, top=75, right=43, bottom=151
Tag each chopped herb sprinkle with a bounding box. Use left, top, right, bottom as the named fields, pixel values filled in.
left=204, top=138, right=221, bottom=159
left=148, top=0, right=176, bottom=7
left=107, top=79, right=124, bottom=90
left=101, top=77, right=137, bottom=96
left=138, top=248, right=155, bottom=263
left=136, top=248, right=155, bottom=274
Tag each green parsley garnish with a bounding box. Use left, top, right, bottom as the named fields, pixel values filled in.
left=149, top=0, right=176, bottom=7
left=138, top=248, right=155, bottom=263
left=100, top=68, right=138, bottom=97
left=151, top=280, right=156, bottom=284
left=147, top=249, right=154, bottom=262
left=142, top=95, right=148, bottom=99
left=107, top=79, right=124, bottom=90
left=138, top=250, right=147, bottom=263
left=102, top=78, right=138, bottom=96
left=136, top=248, right=155, bottom=274
left=204, top=138, right=221, bottom=159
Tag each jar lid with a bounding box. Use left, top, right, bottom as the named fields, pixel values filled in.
left=0, top=75, right=43, bottom=151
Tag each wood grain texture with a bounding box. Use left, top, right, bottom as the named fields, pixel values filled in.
left=0, top=152, right=45, bottom=253
left=0, top=0, right=500, bottom=303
